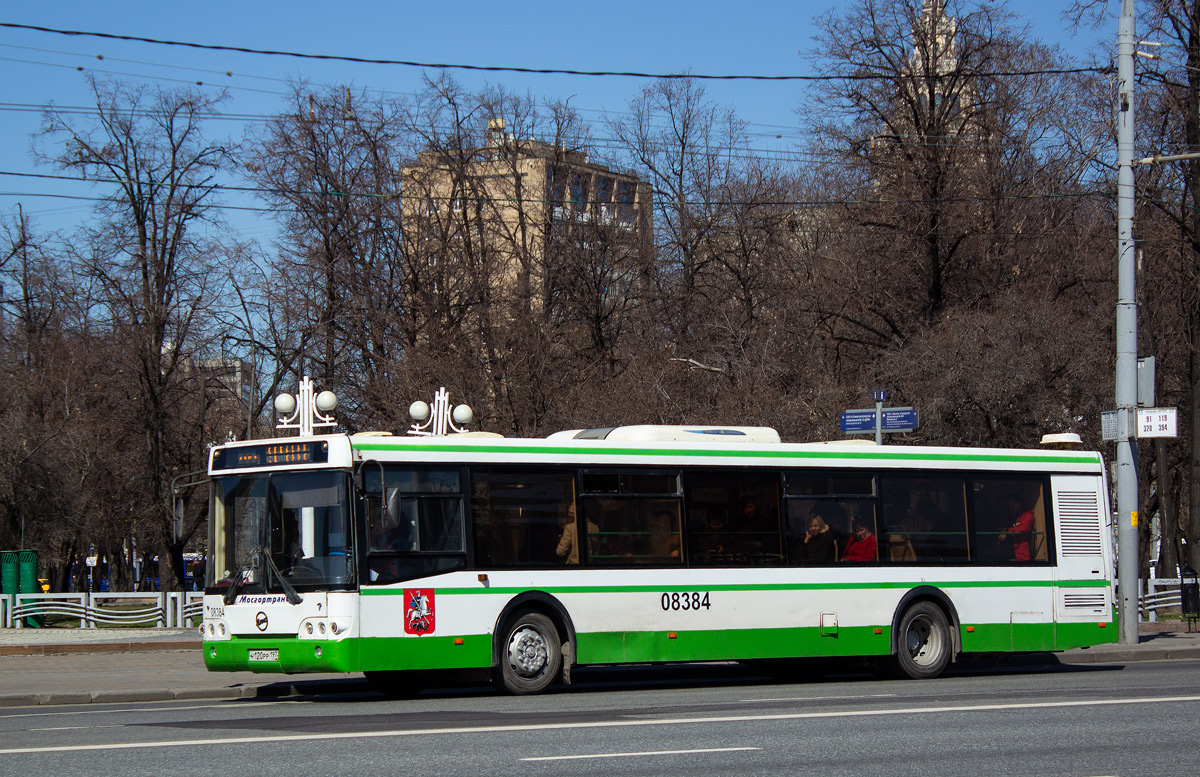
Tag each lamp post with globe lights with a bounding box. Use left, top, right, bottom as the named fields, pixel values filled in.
left=274, top=376, right=338, bottom=437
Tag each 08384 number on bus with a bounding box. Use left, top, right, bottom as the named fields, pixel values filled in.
left=661, top=592, right=711, bottom=611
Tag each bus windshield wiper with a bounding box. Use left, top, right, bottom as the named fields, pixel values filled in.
left=222, top=547, right=263, bottom=605
left=262, top=550, right=303, bottom=605
left=222, top=547, right=302, bottom=605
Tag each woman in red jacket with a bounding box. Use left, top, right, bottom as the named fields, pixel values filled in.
left=842, top=521, right=877, bottom=562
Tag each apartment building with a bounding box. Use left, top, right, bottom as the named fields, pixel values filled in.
left=400, top=119, right=653, bottom=313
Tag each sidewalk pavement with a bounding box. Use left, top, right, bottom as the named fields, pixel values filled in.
left=0, top=627, right=365, bottom=707
left=0, top=623, right=1197, bottom=708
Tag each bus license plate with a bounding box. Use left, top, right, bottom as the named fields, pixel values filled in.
left=248, top=649, right=278, bottom=662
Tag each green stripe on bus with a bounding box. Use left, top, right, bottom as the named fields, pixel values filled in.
left=360, top=579, right=1110, bottom=596
left=577, top=625, right=891, bottom=662
left=351, top=440, right=1099, bottom=465
left=578, top=621, right=1111, bottom=662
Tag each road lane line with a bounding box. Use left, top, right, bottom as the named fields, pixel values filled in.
left=746, top=694, right=897, bottom=702
left=522, top=747, right=760, bottom=761
left=1, top=694, right=1198, bottom=755
left=31, top=725, right=124, bottom=732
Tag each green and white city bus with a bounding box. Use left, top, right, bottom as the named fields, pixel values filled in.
left=201, top=383, right=1117, bottom=694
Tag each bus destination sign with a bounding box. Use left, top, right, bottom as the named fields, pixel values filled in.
left=215, top=441, right=329, bottom=470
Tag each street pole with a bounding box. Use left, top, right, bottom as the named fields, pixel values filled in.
left=873, top=390, right=886, bottom=445
left=1116, top=0, right=1140, bottom=645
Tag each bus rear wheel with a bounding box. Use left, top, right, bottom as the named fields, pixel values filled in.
left=493, top=611, right=562, bottom=695
left=890, top=602, right=952, bottom=679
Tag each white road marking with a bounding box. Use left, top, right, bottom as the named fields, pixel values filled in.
left=1, top=694, right=1197, bottom=755
left=522, top=747, right=759, bottom=761
left=746, top=694, right=897, bottom=702
left=31, top=725, right=124, bottom=732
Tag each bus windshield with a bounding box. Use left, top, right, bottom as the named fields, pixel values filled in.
left=208, top=470, right=355, bottom=596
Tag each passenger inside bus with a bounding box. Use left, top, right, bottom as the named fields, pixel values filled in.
left=796, top=510, right=838, bottom=564
left=646, top=508, right=682, bottom=561
left=998, top=492, right=1037, bottom=562
left=696, top=509, right=734, bottom=558
left=555, top=505, right=598, bottom=564
left=907, top=499, right=943, bottom=560
left=841, top=519, right=877, bottom=562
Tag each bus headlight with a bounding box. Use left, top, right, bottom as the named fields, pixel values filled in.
left=203, top=621, right=230, bottom=641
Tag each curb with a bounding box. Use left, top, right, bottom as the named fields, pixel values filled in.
left=0, top=678, right=368, bottom=708
left=1055, top=646, right=1200, bottom=664
left=0, top=641, right=202, bottom=657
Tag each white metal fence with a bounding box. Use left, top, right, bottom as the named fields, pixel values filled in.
left=1140, top=577, right=1184, bottom=622
left=0, top=591, right=203, bottom=629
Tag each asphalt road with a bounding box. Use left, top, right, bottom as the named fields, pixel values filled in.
left=0, top=659, right=1196, bottom=776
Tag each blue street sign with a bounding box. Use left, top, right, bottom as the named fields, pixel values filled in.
left=881, top=408, right=918, bottom=431
left=873, top=390, right=888, bottom=402
left=840, top=411, right=878, bottom=433
left=840, top=407, right=919, bottom=434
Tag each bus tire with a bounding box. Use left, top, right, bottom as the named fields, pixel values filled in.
left=493, top=611, right=562, bottom=695
left=890, top=602, right=952, bottom=680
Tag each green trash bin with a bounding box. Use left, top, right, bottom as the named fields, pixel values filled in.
left=17, top=549, right=42, bottom=628
left=0, top=550, right=16, bottom=594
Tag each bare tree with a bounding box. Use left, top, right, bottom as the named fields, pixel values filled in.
left=801, top=0, right=1112, bottom=447
left=38, top=78, right=232, bottom=590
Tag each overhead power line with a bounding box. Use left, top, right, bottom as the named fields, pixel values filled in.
left=1, top=22, right=1107, bottom=81
left=0, top=169, right=1111, bottom=210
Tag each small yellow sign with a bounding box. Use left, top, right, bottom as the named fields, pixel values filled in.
left=1131, top=511, right=1139, bottom=527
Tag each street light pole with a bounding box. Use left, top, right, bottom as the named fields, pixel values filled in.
left=1116, top=0, right=1140, bottom=646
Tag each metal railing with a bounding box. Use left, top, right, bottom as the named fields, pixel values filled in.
left=0, top=591, right=203, bottom=629
left=1140, top=577, right=1183, bottom=622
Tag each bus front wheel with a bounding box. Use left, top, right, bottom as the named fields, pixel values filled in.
left=493, top=611, right=562, bottom=695
left=890, top=602, right=952, bottom=680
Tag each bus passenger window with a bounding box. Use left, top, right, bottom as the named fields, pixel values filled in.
left=684, top=470, right=783, bottom=567
left=970, top=477, right=1048, bottom=563
left=578, top=469, right=684, bottom=566
left=471, top=470, right=575, bottom=567
left=880, top=477, right=970, bottom=564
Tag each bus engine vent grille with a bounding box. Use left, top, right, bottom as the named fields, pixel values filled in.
left=1062, top=592, right=1107, bottom=610
left=1056, top=490, right=1104, bottom=557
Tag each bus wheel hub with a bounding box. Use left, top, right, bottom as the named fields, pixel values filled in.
left=509, top=627, right=548, bottom=676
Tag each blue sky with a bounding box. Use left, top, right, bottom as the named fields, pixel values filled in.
left=0, top=1, right=1115, bottom=238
